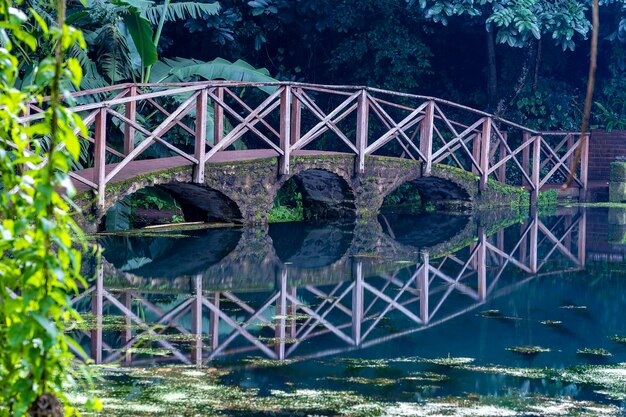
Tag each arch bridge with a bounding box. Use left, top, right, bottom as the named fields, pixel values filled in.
left=16, top=82, right=589, bottom=228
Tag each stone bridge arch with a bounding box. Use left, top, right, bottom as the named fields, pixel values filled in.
left=92, top=167, right=245, bottom=232
left=76, top=154, right=507, bottom=232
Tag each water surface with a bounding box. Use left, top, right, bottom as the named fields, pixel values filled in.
left=71, top=208, right=626, bottom=416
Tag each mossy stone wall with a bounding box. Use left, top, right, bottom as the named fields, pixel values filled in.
left=609, top=162, right=626, bottom=203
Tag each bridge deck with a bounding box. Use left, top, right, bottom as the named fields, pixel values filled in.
left=72, top=150, right=345, bottom=195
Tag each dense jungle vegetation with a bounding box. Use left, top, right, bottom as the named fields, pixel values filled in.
left=29, top=0, right=626, bottom=131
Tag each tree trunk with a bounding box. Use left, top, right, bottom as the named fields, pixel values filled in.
left=532, top=38, right=542, bottom=92
left=486, top=30, right=498, bottom=112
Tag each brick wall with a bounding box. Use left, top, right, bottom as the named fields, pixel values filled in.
left=588, top=130, right=626, bottom=181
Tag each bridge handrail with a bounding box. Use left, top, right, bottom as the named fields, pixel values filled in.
left=12, top=81, right=590, bottom=208
left=19, top=81, right=552, bottom=135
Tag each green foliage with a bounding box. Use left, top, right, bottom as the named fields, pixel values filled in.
left=594, top=44, right=626, bottom=131
left=0, top=0, right=99, bottom=414
left=150, top=56, right=276, bottom=85
left=105, top=188, right=181, bottom=231
left=538, top=189, right=558, bottom=207
left=514, top=82, right=583, bottom=130
left=413, top=0, right=592, bottom=51
left=382, top=183, right=423, bottom=209
left=122, top=11, right=158, bottom=68
left=171, top=214, right=185, bottom=223
left=269, top=185, right=304, bottom=223
left=131, top=188, right=179, bottom=211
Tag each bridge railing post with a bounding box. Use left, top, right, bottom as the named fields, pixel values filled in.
left=355, top=89, right=369, bottom=174
left=352, top=260, right=363, bottom=346
left=529, top=212, right=538, bottom=273
left=479, top=117, right=491, bottom=192
left=566, top=133, right=574, bottom=169
left=193, top=88, right=208, bottom=183
left=498, top=130, right=507, bottom=183
left=578, top=209, right=587, bottom=268
left=420, top=100, right=434, bottom=175
left=94, top=107, right=107, bottom=208
left=580, top=133, right=589, bottom=199
left=522, top=131, right=531, bottom=186
left=191, top=274, right=203, bottom=364
left=213, top=87, right=224, bottom=147
left=124, top=85, right=136, bottom=156
left=279, top=85, right=292, bottom=176
left=531, top=135, right=541, bottom=205
left=290, top=87, right=301, bottom=146
left=472, top=133, right=481, bottom=176
left=476, top=228, right=486, bottom=300
left=418, top=252, right=429, bottom=323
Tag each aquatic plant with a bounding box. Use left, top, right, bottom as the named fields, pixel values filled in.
left=419, top=355, right=475, bottom=366
left=480, top=310, right=523, bottom=320
left=506, top=346, right=551, bottom=355
left=577, top=348, right=613, bottom=357
left=539, top=320, right=563, bottom=327
left=608, top=335, right=626, bottom=344
left=68, top=364, right=622, bottom=417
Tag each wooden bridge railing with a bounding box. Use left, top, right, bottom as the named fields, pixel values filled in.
left=14, top=82, right=589, bottom=207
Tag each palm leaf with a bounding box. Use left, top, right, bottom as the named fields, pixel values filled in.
left=153, top=57, right=277, bottom=93
left=144, top=1, right=220, bottom=24
left=95, top=23, right=135, bottom=83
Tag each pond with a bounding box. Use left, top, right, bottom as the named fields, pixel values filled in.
left=69, top=207, right=626, bottom=416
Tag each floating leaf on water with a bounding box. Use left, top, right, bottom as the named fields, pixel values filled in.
left=480, top=310, right=523, bottom=321
left=239, top=357, right=296, bottom=367
left=420, top=355, right=475, bottom=366
left=506, top=346, right=551, bottom=355
left=560, top=305, right=587, bottom=310
left=124, top=347, right=172, bottom=356
left=341, top=358, right=390, bottom=369
left=577, top=348, right=612, bottom=357
left=325, top=376, right=396, bottom=386
left=539, top=320, right=563, bottom=327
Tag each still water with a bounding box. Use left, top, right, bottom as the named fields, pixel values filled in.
left=71, top=207, right=626, bottom=416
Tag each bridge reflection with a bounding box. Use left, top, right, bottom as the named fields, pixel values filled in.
left=71, top=210, right=587, bottom=365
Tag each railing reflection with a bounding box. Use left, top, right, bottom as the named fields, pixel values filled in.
left=71, top=210, right=587, bottom=365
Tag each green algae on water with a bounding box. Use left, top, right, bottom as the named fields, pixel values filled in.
left=506, top=346, right=551, bottom=355
left=539, top=320, right=563, bottom=327
left=608, top=335, right=626, bottom=344
left=480, top=310, right=523, bottom=321
left=420, top=355, right=475, bottom=366
left=69, top=364, right=624, bottom=417
left=577, top=348, right=612, bottom=357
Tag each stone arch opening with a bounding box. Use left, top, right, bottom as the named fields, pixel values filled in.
left=270, top=222, right=354, bottom=268
left=273, top=169, right=356, bottom=223
left=156, top=182, right=242, bottom=224
left=382, top=176, right=471, bottom=214
left=100, top=185, right=185, bottom=231
left=100, top=182, right=242, bottom=231
left=378, top=212, right=471, bottom=250
left=100, top=227, right=242, bottom=279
